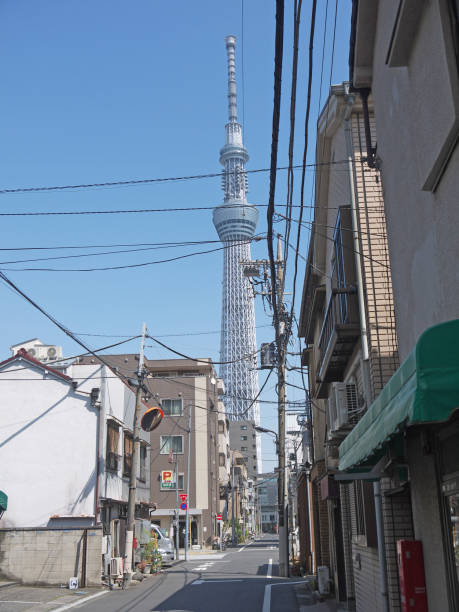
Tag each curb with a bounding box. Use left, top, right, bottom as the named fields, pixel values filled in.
left=0, top=582, right=18, bottom=589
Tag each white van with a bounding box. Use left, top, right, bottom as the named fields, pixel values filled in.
left=151, top=523, right=174, bottom=563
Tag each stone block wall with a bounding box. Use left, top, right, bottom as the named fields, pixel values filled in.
left=0, top=527, right=102, bottom=586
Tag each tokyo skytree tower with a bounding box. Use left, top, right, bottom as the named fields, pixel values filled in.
left=213, top=36, right=260, bottom=438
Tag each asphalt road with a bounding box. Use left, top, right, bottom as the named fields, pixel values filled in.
left=74, top=534, right=302, bottom=612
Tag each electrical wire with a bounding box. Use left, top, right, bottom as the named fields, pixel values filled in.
left=0, top=160, right=349, bottom=197
left=289, top=0, right=317, bottom=322
left=283, top=0, right=303, bottom=268
left=0, top=240, right=224, bottom=265
left=0, top=237, right=262, bottom=272
left=147, top=334, right=259, bottom=366
left=266, top=0, right=285, bottom=330
left=0, top=270, right=141, bottom=386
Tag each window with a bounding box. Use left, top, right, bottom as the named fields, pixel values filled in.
left=253, top=455, right=257, bottom=460
left=241, top=435, right=247, bottom=441
left=219, top=453, right=226, bottom=467
left=160, top=472, right=184, bottom=490
left=161, top=398, right=183, bottom=416
left=123, top=432, right=133, bottom=477
left=352, top=481, right=377, bottom=547
left=218, top=420, right=225, bottom=433
left=160, top=435, right=183, bottom=454
left=106, top=421, right=120, bottom=471
left=235, top=457, right=244, bottom=466
left=241, top=446, right=247, bottom=451
left=240, top=425, right=247, bottom=430
left=139, top=444, right=147, bottom=482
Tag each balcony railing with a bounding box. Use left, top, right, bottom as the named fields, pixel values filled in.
left=316, top=288, right=360, bottom=396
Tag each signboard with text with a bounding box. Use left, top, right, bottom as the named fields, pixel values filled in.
left=161, top=470, right=175, bottom=489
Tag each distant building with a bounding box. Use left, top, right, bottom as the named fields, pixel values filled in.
left=257, top=473, right=278, bottom=534
left=229, top=420, right=258, bottom=479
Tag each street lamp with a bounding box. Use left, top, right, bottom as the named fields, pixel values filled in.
left=254, top=425, right=279, bottom=454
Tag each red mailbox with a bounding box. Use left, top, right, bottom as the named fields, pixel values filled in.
left=397, top=540, right=428, bottom=611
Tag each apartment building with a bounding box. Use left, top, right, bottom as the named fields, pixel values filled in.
left=258, top=473, right=278, bottom=533
left=298, top=84, right=399, bottom=609
left=229, top=419, right=258, bottom=479
left=337, top=3, right=459, bottom=610
left=144, top=357, right=225, bottom=550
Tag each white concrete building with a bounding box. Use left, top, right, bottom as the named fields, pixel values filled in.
left=0, top=346, right=152, bottom=584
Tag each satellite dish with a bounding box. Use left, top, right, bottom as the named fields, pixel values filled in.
left=140, top=406, right=164, bottom=432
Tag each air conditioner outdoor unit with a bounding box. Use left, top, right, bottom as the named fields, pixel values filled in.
left=110, top=557, right=123, bottom=577
left=317, top=565, right=330, bottom=595
left=331, top=382, right=360, bottom=430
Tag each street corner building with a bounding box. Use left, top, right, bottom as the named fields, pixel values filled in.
left=0, top=342, right=152, bottom=586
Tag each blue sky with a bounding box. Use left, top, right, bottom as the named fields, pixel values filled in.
left=0, top=0, right=351, bottom=466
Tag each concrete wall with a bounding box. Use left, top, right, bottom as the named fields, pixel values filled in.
left=364, top=0, right=459, bottom=360
left=0, top=527, right=102, bottom=586
left=407, top=430, right=450, bottom=612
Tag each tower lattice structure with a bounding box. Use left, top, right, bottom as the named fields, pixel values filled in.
left=213, top=37, right=261, bottom=469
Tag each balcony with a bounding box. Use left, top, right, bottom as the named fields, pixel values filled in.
left=316, top=288, right=360, bottom=397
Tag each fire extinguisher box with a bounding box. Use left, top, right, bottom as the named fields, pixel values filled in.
left=397, top=540, right=428, bottom=611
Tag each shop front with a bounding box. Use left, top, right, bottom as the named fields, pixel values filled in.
left=339, top=319, right=459, bottom=611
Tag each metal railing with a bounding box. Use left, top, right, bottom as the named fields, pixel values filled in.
left=317, top=288, right=358, bottom=375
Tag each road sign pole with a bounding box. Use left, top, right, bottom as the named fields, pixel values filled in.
left=185, top=403, right=192, bottom=561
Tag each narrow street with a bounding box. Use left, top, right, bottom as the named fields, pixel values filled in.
left=75, top=535, right=301, bottom=612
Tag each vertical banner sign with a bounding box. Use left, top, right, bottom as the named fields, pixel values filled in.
left=161, top=470, right=175, bottom=489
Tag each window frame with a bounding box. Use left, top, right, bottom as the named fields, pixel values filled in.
left=160, top=435, right=184, bottom=455
left=161, top=398, right=184, bottom=417
left=139, top=443, right=147, bottom=482
left=123, top=432, right=133, bottom=477
left=106, top=420, right=120, bottom=472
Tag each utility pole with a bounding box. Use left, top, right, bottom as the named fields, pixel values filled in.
left=274, top=236, right=289, bottom=577
left=124, top=322, right=147, bottom=581
left=175, top=453, right=179, bottom=560
left=184, top=403, right=192, bottom=561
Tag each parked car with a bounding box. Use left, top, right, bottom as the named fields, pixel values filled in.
left=151, top=523, right=174, bottom=563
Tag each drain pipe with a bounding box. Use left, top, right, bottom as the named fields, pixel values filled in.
left=343, top=88, right=389, bottom=612
left=343, top=89, right=371, bottom=400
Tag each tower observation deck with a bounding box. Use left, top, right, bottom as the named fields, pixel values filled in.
left=213, top=36, right=261, bottom=468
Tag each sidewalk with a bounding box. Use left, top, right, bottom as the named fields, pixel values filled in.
left=293, top=580, right=348, bottom=612
left=0, top=583, right=108, bottom=611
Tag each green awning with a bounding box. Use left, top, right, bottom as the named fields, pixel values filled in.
left=339, top=319, right=459, bottom=471
left=0, top=490, right=7, bottom=512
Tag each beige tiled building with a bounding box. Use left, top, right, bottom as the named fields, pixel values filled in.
left=298, top=83, right=399, bottom=609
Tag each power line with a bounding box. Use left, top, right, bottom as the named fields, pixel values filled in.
left=0, top=270, right=141, bottom=387
left=0, top=237, right=262, bottom=272
left=289, top=0, right=317, bottom=322
left=147, top=334, right=259, bottom=366
left=0, top=240, right=225, bottom=266
left=0, top=160, right=348, bottom=197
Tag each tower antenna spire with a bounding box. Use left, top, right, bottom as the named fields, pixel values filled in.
left=225, top=35, right=238, bottom=123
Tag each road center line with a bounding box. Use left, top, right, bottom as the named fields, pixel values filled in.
left=267, top=558, right=272, bottom=579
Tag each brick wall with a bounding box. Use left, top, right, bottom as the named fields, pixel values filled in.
left=0, top=527, right=102, bottom=586
left=351, top=113, right=399, bottom=401
left=340, top=483, right=355, bottom=602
